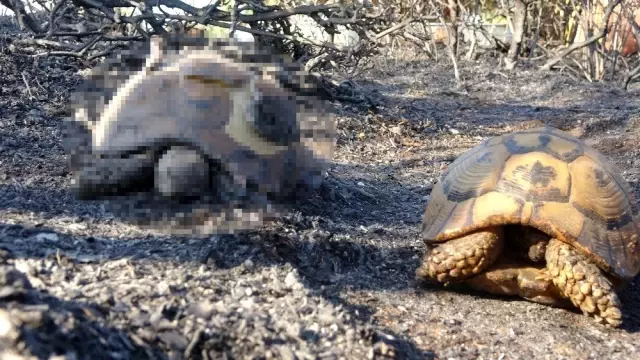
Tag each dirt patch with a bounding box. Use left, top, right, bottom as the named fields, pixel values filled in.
left=1, top=36, right=640, bottom=359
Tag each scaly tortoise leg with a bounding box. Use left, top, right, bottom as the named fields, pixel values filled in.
left=416, top=227, right=504, bottom=283
left=545, top=238, right=623, bottom=327
left=464, top=259, right=573, bottom=308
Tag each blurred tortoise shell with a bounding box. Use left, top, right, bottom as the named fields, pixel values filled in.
left=421, top=126, right=640, bottom=282
left=62, top=33, right=336, bottom=235
left=64, top=33, right=335, bottom=205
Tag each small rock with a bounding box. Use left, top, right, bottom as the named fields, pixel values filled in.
left=158, top=331, right=188, bottom=350
left=390, top=126, right=402, bottom=135
left=284, top=271, right=299, bottom=289
left=276, top=345, right=297, bottom=360
left=240, top=297, right=254, bottom=309
left=443, top=318, right=461, bottom=326
left=35, top=232, right=59, bottom=243
left=188, top=300, right=216, bottom=319
left=0, top=249, right=12, bottom=263
left=318, top=305, right=335, bottom=325
left=242, top=259, right=255, bottom=270
left=0, top=309, right=16, bottom=338
left=156, top=281, right=171, bottom=294
left=67, top=223, right=87, bottom=231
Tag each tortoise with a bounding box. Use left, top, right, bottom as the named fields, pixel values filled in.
left=416, top=125, right=640, bottom=327
left=62, top=33, right=335, bottom=234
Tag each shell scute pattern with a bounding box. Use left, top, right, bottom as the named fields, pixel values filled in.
left=422, top=126, right=640, bottom=280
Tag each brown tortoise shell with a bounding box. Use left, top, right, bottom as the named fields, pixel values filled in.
left=421, top=126, right=640, bottom=282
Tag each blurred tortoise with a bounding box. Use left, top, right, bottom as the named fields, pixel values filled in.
left=416, top=126, right=640, bottom=327
left=62, top=33, right=335, bottom=234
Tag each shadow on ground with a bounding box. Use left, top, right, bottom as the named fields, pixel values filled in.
left=3, top=51, right=640, bottom=357
left=0, top=159, right=432, bottom=358
left=0, top=218, right=429, bottom=358
left=0, top=264, right=167, bottom=359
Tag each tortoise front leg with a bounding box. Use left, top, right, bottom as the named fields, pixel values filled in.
left=416, top=227, right=504, bottom=283
left=545, top=238, right=623, bottom=327
left=155, top=146, right=212, bottom=201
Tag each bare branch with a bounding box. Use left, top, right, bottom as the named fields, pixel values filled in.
left=46, top=0, right=68, bottom=39
left=622, top=4, right=640, bottom=89
left=504, top=0, right=527, bottom=70
left=540, top=0, right=622, bottom=72
left=13, top=38, right=78, bottom=50
left=622, top=2, right=640, bottom=55
left=623, top=63, right=640, bottom=90
left=240, top=4, right=343, bottom=23
left=374, top=16, right=415, bottom=40
left=208, top=20, right=355, bottom=53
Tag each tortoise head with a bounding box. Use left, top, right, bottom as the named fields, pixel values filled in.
left=63, top=34, right=335, bottom=235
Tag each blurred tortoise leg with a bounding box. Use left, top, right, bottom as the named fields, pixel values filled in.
left=155, top=146, right=212, bottom=201
left=71, top=152, right=156, bottom=200
left=416, top=226, right=504, bottom=284
left=545, top=238, right=623, bottom=327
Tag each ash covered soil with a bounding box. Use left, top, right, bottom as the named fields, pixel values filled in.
left=1, top=32, right=640, bottom=359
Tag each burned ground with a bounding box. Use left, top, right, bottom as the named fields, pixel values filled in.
left=1, top=30, right=640, bottom=359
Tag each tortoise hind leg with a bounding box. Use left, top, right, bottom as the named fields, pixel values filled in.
left=545, top=238, right=623, bottom=327
left=463, top=259, right=573, bottom=308
left=416, top=227, right=504, bottom=283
